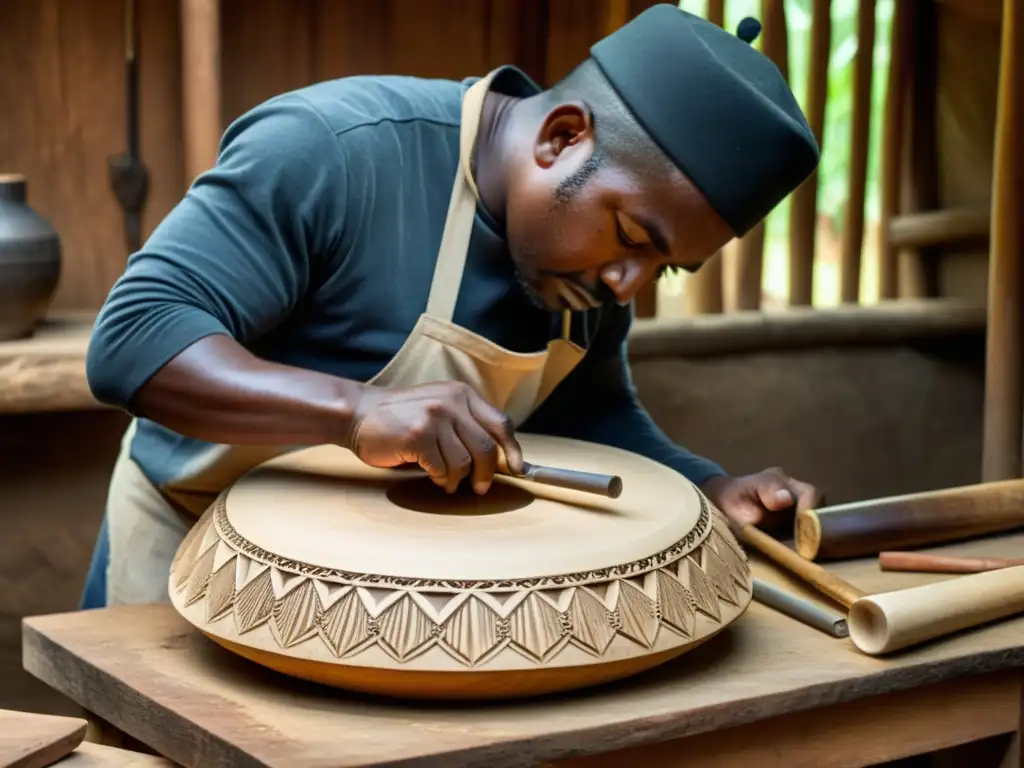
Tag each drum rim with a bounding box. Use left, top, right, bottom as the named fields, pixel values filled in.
left=207, top=490, right=715, bottom=591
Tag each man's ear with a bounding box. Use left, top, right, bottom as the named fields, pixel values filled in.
left=533, top=100, right=594, bottom=168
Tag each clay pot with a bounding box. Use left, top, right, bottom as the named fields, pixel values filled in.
left=0, top=174, right=62, bottom=340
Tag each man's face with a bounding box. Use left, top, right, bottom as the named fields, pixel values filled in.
left=503, top=103, right=735, bottom=312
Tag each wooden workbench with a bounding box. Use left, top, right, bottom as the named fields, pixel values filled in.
left=21, top=531, right=1024, bottom=768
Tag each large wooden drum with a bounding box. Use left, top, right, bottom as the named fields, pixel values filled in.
left=168, top=435, right=752, bottom=700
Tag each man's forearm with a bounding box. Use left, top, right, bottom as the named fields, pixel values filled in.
left=130, top=334, right=362, bottom=448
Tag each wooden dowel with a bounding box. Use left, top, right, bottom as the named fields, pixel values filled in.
left=180, top=0, right=222, bottom=185
left=838, top=0, right=875, bottom=304
left=735, top=524, right=867, bottom=609
left=982, top=0, right=1024, bottom=482
left=512, top=462, right=623, bottom=499
left=787, top=0, right=830, bottom=307
left=888, top=207, right=990, bottom=250
left=794, top=479, right=1024, bottom=561
left=848, top=565, right=1024, bottom=656
left=752, top=578, right=849, bottom=637
left=879, top=551, right=1024, bottom=574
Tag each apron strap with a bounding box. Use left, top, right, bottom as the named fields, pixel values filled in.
left=425, top=72, right=497, bottom=321
left=425, top=70, right=576, bottom=342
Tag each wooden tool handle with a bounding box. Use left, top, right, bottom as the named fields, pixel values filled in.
left=514, top=462, right=623, bottom=499
left=794, top=478, right=1024, bottom=561
left=848, top=565, right=1024, bottom=655
left=736, top=524, right=867, bottom=609
left=879, top=551, right=1024, bottom=574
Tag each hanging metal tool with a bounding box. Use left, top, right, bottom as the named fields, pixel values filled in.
left=108, top=0, right=149, bottom=255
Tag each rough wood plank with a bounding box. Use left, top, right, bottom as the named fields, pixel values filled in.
left=627, top=299, right=986, bottom=358
left=21, top=531, right=1024, bottom=768
left=62, top=742, right=178, bottom=768
left=553, top=672, right=1021, bottom=767
left=0, top=708, right=86, bottom=768
left=0, top=313, right=100, bottom=414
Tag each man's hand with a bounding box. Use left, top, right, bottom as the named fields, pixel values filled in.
left=701, top=467, right=822, bottom=529
left=346, top=381, right=523, bottom=495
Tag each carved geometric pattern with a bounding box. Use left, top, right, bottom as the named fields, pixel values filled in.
left=171, top=490, right=752, bottom=668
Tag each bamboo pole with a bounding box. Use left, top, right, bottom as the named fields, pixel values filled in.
left=982, top=0, right=1024, bottom=482
left=683, top=0, right=726, bottom=316
left=180, top=0, right=222, bottom=186
left=876, top=0, right=914, bottom=300
left=787, top=0, right=830, bottom=307
left=727, top=0, right=788, bottom=311
left=838, top=0, right=875, bottom=304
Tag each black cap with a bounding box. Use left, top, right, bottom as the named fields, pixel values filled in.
left=589, top=4, right=819, bottom=236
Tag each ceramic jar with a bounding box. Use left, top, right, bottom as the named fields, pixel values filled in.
left=0, top=174, right=62, bottom=340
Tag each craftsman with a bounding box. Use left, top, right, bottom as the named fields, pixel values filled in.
left=80, top=5, right=822, bottom=609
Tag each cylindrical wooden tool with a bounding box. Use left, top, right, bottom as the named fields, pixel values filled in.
left=513, top=461, right=623, bottom=499
left=736, top=524, right=867, bottom=608
left=879, top=551, right=1024, bottom=574
left=847, top=565, right=1024, bottom=655
left=794, top=478, right=1024, bottom=561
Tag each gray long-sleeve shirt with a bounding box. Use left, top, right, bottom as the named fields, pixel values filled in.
left=85, top=66, right=726, bottom=502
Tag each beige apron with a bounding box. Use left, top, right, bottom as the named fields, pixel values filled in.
left=103, top=69, right=587, bottom=606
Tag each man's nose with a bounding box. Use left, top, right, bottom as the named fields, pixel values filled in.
left=600, top=260, right=657, bottom=305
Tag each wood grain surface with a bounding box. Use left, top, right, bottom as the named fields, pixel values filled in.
left=20, top=532, right=1024, bottom=768
left=0, top=313, right=99, bottom=415
left=0, top=707, right=86, bottom=768
left=60, top=743, right=177, bottom=767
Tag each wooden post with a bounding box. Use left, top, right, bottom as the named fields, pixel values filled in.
left=983, top=0, right=1024, bottom=482
left=838, top=0, right=875, bottom=304
left=727, top=0, right=788, bottom=312
left=683, top=0, right=726, bottom=316
left=787, top=0, right=831, bottom=307
left=876, top=0, right=914, bottom=300
left=180, top=0, right=222, bottom=186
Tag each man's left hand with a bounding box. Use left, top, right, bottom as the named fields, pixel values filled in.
left=701, top=468, right=822, bottom=529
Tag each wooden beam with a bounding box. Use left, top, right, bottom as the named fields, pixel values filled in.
left=983, top=0, right=1024, bottom=482
left=787, top=0, right=831, bottom=307
left=180, top=0, right=221, bottom=185
left=838, top=0, right=876, bottom=303
left=888, top=206, right=990, bottom=249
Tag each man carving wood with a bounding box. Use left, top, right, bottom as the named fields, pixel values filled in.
left=81, top=5, right=822, bottom=609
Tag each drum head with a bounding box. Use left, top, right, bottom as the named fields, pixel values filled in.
left=220, top=434, right=705, bottom=582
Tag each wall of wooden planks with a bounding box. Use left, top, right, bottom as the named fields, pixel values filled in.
left=0, top=0, right=662, bottom=313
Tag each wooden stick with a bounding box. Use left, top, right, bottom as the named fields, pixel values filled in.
left=511, top=462, right=622, bottom=499
left=752, top=579, right=849, bottom=637
left=735, top=524, right=867, bottom=609
left=887, top=207, right=989, bottom=249
left=734, top=524, right=1024, bottom=656
left=794, top=479, right=1024, bottom=561
left=879, top=551, right=1024, bottom=574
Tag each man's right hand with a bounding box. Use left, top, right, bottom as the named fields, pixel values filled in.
left=345, top=381, right=523, bottom=495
